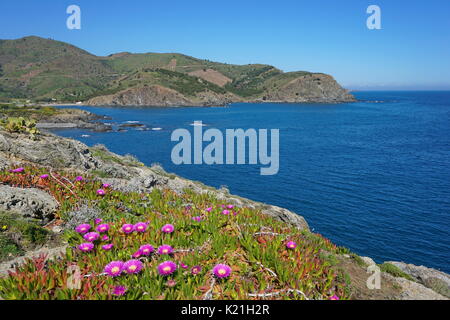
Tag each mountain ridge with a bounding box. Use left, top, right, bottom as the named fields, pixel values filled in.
left=0, top=36, right=355, bottom=106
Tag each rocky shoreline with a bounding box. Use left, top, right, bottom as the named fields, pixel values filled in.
left=0, top=110, right=448, bottom=299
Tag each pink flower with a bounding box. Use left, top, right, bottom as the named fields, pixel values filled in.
left=161, top=224, right=174, bottom=234
left=96, top=189, right=106, bottom=196
left=191, top=265, right=202, bottom=275
left=192, top=216, right=202, bottom=222
left=75, top=176, right=83, bottom=182
left=112, top=285, right=127, bottom=296
left=102, top=183, right=111, bottom=188
left=206, top=207, right=213, bottom=212
left=226, top=205, right=234, bottom=209
left=121, top=224, right=134, bottom=234
left=139, top=244, right=154, bottom=256
left=132, top=250, right=142, bottom=258
left=329, top=295, right=340, bottom=300
left=158, top=245, right=173, bottom=255
left=75, top=224, right=91, bottom=234
left=96, top=224, right=110, bottom=233
left=180, top=263, right=188, bottom=269
left=158, top=261, right=177, bottom=276
left=123, top=259, right=143, bottom=274
left=286, top=241, right=297, bottom=249
left=102, top=243, right=114, bottom=251
left=101, top=235, right=109, bottom=241
left=166, top=279, right=177, bottom=287
left=104, top=261, right=124, bottom=277
left=11, top=167, right=24, bottom=173
left=213, top=264, right=231, bottom=278
left=134, top=222, right=148, bottom=233
left=221, top=210, right=230, bottom=215
left=40, top=174, right=49, bottom=179
left=78, top=242, right=94, bottom=252
left=94, top=218, right=103, bottom=225
left=83, top=232, right=100, bottom=242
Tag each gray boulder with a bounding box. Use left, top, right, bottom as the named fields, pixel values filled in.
left=0, top=131, right=100, bottom=170
left=0, top=185, right=58, bottom=223
left=386, top=261, right=450, bottom=298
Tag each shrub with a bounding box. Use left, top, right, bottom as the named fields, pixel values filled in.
left=379, top=263, right=415, bottom=281
left=1, top=117, right=40, bottom=139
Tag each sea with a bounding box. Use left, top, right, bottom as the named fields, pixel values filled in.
left=54, top=91, right=450, bottom=273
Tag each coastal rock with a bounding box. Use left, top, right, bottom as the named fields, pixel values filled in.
left=386, top=261, right=450, bottom=298
left=260, top=74, right=355, bottom=103
left=87, top=85, right=239, bottom=107
left=0, top=131, right=100, bottom=170
left=361, top=256, right=376, bottom=266
left=0, top=185, right=58, bottom=223
left=260, top=205, right=309, bottom=231
left=383, top=273, right=448, bottom=300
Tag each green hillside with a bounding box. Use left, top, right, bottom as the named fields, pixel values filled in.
left=0, top=36, right=353, bottom=104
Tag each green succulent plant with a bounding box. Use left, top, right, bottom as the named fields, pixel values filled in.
left=1, top=117, right=40, bottom=139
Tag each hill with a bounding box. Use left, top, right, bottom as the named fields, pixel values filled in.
left=0, top=36, right=355, bottom=106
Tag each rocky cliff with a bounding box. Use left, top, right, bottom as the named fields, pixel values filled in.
left=86, top=85, right=241, bottom=107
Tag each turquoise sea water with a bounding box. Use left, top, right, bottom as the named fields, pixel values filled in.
left=54, top=91, right=450, bottom=272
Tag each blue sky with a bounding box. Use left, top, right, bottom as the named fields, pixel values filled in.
left=1, top=0, right=449, bottom=90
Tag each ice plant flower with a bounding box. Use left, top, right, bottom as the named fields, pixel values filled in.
left=75, top=224, right=91, bottom=234
left=157, top=261, right=177, bottom=276
left=192, top=216, right=202, bottom=222
left=180, top=263, right=188, bottom=269
left=191, top=265, right=202, bottom=275
left=329, top=295, right=340, bottom=300
left=102, top=183, right=111, bottom=188
left=161, top=224, right=174, bottom=234
left=112, top=285, right=127, bottom=296
left=221, top=209, right=230, bottom=215
left=40, top=174, right=49, bottom=179
left=213, top=264, right=232, bottom=278
left=227, top=204, right=234, bottom=209
left=75, top=176, right=83, bottom=181
left=104, top=261, right=124, bottom=277
left=132, top=250, right=142, bottom=258
left=83, top=232, right=100, bottom=242
left=94, top=218, right=103, bottom=225
left=102, top=243, right=114, bottom=251
left=206, top=207, right=213, bottom=212
left=96, top=189, right=106, bottom=196
left=123, top=259, right=143, bottom=274
left=286, top=241, right=297, bottom=250
left=166, top=279, right=177, bottom=287
left=134, top=222, right=148, bottom=233
left=121, top=224, right=134, bottom=234
left=158, top=245, right=173, bottom=255
left=78, top=242, right=94, bottom=252
left=11, top=167, right=24, bottom=173
left=96, top=224, right=110, bottom=233
left=101, top=235, right=109, bottom=241
left=139, top=244, right=154, bottom=256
